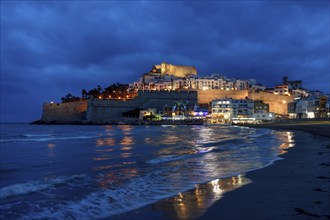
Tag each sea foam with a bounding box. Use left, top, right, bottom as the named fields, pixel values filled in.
left=0, top=174, right=87, bottom=199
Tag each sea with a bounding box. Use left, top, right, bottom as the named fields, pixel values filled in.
left=0, top=123, right=295, bottom=219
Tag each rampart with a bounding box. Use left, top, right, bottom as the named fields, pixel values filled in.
left=197, top=90, right=249, bottom=104
left=86, top=90, right=198, bottom=123
left=249, top=91, right=293, bottom=115
left=197, top=90, right=293, bottom=115
left=41, top=100, right=88, bottom=123
left=40, top=89, right=293, bottom=124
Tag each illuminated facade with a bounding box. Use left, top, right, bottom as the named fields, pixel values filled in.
left=131, top=72, right=252, bottom=91
left=211, top=98, right=254, bottom=123
left=291, top=88, right=309, bottom=98
left=152, top=62, right=197, bottom=78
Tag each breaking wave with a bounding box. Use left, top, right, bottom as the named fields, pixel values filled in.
left=0, top=135, right=98, bottom=143
left=20, top=168, right=196, bottom=220
left=0, top=174, right=87, bottom=199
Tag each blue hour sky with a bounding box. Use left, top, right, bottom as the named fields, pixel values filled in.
left=1, top=0, right=329, bottom=122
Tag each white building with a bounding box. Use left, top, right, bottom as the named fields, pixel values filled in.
left=211, top=98, right=254, bottom=123
left=295, top=98, right=317, bottom=118
left=131, top=73, right=253, bottom=91
left=274, top=85, right=289, bottom=96
left=250, top=83, right=266, bottom=91
left=291, top=88, right=309, bottom=98
left=253, top=112, right=275, bottom=122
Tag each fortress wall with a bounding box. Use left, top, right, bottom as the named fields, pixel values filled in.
left=138, top=90, right=198, bottom=111
left=137, top=90, right=197, bottom=102
left=197, top=90, right=249, bottom=104
left=197, top=90, right=293, bottom=115
left=249, top=91, right=294, bottom=115
left=86, top=99, right=139, bottom=122
left=41, top=100, right=88, bottom=122
left=167, top=65, right=197, bottom=77
left=86, top=90, right=199, bottom=122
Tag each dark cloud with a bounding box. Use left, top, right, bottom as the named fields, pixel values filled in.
left=1, top=0, right=329, bottom=122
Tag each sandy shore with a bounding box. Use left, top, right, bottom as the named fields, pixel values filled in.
left=197, top=119, right=330, bottom=220
left=109, top=119, right=330, bottom=220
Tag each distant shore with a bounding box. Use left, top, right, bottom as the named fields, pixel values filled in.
left=240, top=118, right=330, bottom=138
left=30, top=118, right=204, bottom=125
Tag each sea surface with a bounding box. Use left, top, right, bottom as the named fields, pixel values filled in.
left=0, top=123, right=295, bottom=219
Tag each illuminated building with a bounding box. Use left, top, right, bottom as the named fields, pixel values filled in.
left=211, top=98, right=254, bottom=124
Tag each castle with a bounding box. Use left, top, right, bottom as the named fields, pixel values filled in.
left=40, top=63, right=321, bottom=124
left=150, top=62, right=197, bottom=78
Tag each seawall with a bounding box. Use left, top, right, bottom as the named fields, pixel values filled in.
left=41, top=100, right=88, bottom=123
left=39, top=90, right=293, bottom=124
left=40, top=91, right=198, bottom=124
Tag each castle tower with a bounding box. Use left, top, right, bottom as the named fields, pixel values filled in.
left=161, top=62, right=167, bottom=74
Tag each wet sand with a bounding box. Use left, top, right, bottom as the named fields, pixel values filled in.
left=110, top=119, right=330, bottom=220
left=197, top=119, right=330, bottom=220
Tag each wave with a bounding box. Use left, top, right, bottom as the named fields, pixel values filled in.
left=22, top=134, right=53, bottom=138
left=0, top=174, right=87, bottom=199
left=146, top=154, right=194, bottom=164
left=248, top=129, right=272, bottom=138
left=20, top=168, right=192, bottom=220
left=0, top=135, right=98, bottom=143
left=146, top=142, right=251, bottom=165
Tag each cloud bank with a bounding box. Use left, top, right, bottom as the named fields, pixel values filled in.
left=1, top=1, right=329, bottom=122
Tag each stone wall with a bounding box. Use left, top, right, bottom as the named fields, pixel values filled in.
left=197, top=90, right=293, bottom=115
left=86, top=99, right=139, bottom=122
left=249, top=91, right=293, bottom=115
left=197, top=90, right=249, bottom=104
left=41, top=100, right=88, bottom=123
left=86, top=90, right=198, bottom=122
left=40, top=89, right=293, bottom=123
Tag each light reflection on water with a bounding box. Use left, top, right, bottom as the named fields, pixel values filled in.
left=0, top=124, right=298, bottom=220
left=26, top=126, right=295, bottom=219
left=154, top=175, right=250, bottom=220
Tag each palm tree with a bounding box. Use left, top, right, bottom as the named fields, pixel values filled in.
left=82, top=89, right=87, bottom=99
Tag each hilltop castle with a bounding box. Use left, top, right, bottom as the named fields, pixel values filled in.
left=150, top=62, right=197, bottom=78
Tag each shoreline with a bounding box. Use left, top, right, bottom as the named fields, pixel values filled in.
left=108, top=120, right=330, bottom=219
left=197, top=131, right=330, bottom=219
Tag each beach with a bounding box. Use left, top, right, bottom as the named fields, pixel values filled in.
left=111, top=119, right=330, bottom=220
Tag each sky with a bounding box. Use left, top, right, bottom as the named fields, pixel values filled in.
left=1, top=0, right=329, bottom=122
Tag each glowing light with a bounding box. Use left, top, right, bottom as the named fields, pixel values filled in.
left=307, top=112, right=315, bottom=118
left=282, top=100, right=286, bottom=104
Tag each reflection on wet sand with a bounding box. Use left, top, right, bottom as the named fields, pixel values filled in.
left=154, top=175, right=250, bottom=220
left=278, top=132, right=295, bottom=154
